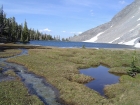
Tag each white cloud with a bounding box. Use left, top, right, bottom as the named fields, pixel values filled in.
left=70, top=32, right=75, bottom=34
left=63, top=0, right=96, bottom=7
left=119, top=0, right=126, bottom=5
left=3, top=0, right=86, bottom=16
left=77, top=32, right=82, bottom=34
left=40, top=28, right=51, bottom=32
left=90, top=10, right=93, bottom=12
left=62, top=31, right=66, bottom=33
left=90, top=9, right=94, bottom=16
left=71, top=32, right=82, bottom=35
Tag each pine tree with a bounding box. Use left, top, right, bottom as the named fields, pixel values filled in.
left=22, top=20, right=29, bottom=43
left=0, top=5, right=3, bottom=36
left=0, top=5, right=56, bottom=42
left=20, top=30, right=23, bottom=42
left=36, top=30, right=40, bottom=40
left=11, top=17, right=15, bottom=41
left=0, top=5, right=6, bottom=37
left=4, top=18, right=10, bottom=41
left=17, top=24, right=23, bottom=41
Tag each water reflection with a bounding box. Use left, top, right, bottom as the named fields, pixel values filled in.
left=80, top=65, right=120, bottom=96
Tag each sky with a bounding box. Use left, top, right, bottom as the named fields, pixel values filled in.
left=1, top=0, right=134, bottom=39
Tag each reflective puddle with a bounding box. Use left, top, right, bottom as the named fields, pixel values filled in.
left=80, top=65, right=120, bottom=96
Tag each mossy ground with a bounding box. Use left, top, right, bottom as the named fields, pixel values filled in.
left=7, top=47, right=140, bottom=105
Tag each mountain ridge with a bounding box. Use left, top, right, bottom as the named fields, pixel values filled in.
left=69, top=0, right=140, bottom=46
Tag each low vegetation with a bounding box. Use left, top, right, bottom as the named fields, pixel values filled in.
left=64, top=73, right=94, bottom=83
left=127, top=50, right=140, bottom=77
left=0, top=67, right=2, bottom=73
left=4, top=69, right=18, bottom=77
left=7, top=47, right=140, bottom=105
left=0, top=49, right=22, bottom=58
left=0, top=80, right=44, bottom=105
left=104, top=74, right=140, bottom=105
left=0, top=48, right=44, bottom=105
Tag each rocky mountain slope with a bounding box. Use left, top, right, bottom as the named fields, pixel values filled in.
left=69, top=0, right=140, bottom=46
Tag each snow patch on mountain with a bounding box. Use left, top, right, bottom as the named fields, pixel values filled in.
left=137, top=18, right=140, bottom=21
left=135, top=43, right=140, bottom=48
left=132, top=16, right=135, bottom=18
left=124, top=38, right=138, bottom=45
left=109, top=37, right=120, bottom=43
left=69, top=0, right=140, bottom=46
left=123, top=37, right=140, bottom=48
left=110, top=25, right=113, bottom=28
left=129, top=28, right=135, bottom=32
left=84, top=32, right=104, bottom=42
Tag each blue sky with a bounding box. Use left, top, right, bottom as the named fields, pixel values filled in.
left=1, top=0, right=134, bottom=39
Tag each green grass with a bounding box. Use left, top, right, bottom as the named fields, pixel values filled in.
left=0, top=70, right=44, bottom=105
left=0, top=43, right=53, bottom=49
left=7, top=47, right=140, bottom=105
left=104, top=74, right=140, bottom=105
left=0, top=48, right=44, bottom=105
left=109, top=67, right=131, bottom=74
left=4, top=69, right=19, bottom=77
left=64, top=73, right=94, bottom=83
left=0, top=49, right=22, bottom=58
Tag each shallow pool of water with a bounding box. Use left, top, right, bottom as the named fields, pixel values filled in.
left=80, top=65, right=120, bottom=96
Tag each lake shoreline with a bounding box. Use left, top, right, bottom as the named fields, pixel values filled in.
left=1, top=43, right=140, bottom=105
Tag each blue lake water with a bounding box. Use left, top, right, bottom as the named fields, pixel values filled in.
left=27, top=40, right=135, bottom=49
left=80, top=66, right=120, bottom=96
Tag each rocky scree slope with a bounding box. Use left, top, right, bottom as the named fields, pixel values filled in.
left=69, top=0, right=140, bottom=45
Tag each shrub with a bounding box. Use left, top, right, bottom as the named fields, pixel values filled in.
left=128, top=50, right=140, bottom=77
left=82, top=45, right=85, bottom=49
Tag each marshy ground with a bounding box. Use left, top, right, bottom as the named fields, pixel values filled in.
left=0, top=48, right=44, bottom=105
left=1, top=44, right=140, bottom=105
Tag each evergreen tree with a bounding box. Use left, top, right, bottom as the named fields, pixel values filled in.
left=11, top=17, right=16, bottom=41
left=0, top=5, right=6, bottom=37
left=22, top=20, right=29, bottom=43
left=36, top=30, right=40, bottom=40
left=0, top=5, right=4, bottom=36
left=0, top=5, right=59, bottom=43
left=4, top=18, right=10, bottom=41
left=18, top=24, right=23, bottom=41
left=20, top=30, right=23, bottom=42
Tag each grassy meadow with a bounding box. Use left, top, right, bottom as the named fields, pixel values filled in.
left=0, top=49, right=22, bottom=58
left=0, top=49, right=44, bottom=105
left=0, top=70, right=44, bottom=105
left=6, top=47, right=140, bottom=105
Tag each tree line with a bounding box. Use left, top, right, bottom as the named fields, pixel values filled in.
left=0, top=6, right=69, bottom=43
